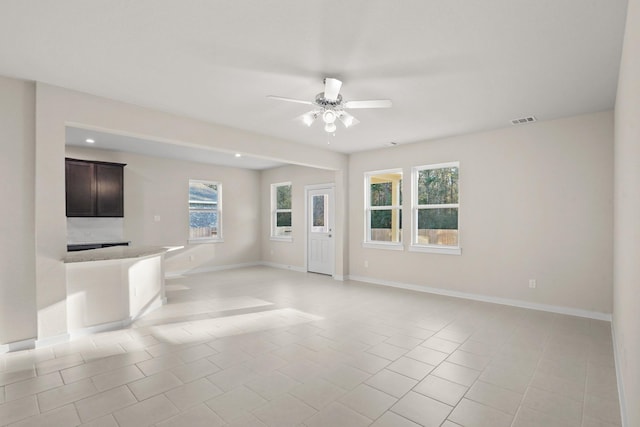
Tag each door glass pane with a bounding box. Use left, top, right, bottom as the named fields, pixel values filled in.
left=311, top=194, right=328, bottom=233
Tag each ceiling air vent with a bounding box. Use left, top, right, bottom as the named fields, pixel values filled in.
left=511, top=116, right=537, bottom=125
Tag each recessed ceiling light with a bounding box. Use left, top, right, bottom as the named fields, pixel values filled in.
left=234, top=153, right=242, bottom=158
left=85, top=138, right=95, bottom=144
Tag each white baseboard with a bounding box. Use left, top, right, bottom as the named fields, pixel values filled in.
left=68, top=319, right=131, bottom=340
left=167, top=261, right=347, bottom=282
left=347, top=275, right=612, bottom=321
left=169, top=266, right=611, bottom=321
left=259, top=261, right=307, bottom=273
left=165, top=262, right=262, bottom=278
left=263, top=263, right=348, bottom=281
left=0, top=338, right=36, bottom=354
left=35, top=333, right=70, bottom=349
left=611, top=320, right=628, bottom=427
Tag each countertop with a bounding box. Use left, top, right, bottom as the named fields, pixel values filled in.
left=63, top=245, right=184, bottom=263
left=67, top=240, right=131, bottom=246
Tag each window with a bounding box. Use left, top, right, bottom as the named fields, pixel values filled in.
left=411, top=162, right=460, bottom=254
left=271, top=182, right=292, bottom=240
left=364, top=169, right=403, bottom=249
left=188, top=180, right=222, bottom=242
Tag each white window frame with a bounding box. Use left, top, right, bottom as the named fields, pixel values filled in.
left=363, top=168, right=404, bottom=250
left=410, top=162, right=460, bottom=255
left=271, top=182, right=293, bottom=241
left=188, top=179, right=223, bottom=243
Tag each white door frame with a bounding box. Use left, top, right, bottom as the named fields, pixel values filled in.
left=304, top=183, right=336, bottom=277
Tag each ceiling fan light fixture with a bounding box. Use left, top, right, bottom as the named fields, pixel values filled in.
left=338, top=112, right=354, bottom=128
left=301, top=111, right=317, bottom=127
left=324, top=122, right=337, bottom=133
left=338, top=111, right=360, bottom=129
left=322, top=109, right=337, bottom=124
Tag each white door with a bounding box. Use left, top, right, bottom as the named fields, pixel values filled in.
left=307, top=186, right=335, bottom=276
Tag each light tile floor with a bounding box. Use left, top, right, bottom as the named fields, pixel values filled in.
left=0, top=266, right=622, bottom=426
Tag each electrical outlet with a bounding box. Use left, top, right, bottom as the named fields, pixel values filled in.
left=529, top=279, right=536, bottom=289
left=154, top=215, right=161, bottom=222
left=189, top=255, right=195, bottom=262
left=364, top=260, right=369, bottom=268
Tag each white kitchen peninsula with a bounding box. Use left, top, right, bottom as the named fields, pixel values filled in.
left=63, top=245, right=182, bottom=337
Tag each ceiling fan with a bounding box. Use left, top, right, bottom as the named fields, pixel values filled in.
left=267, top=78, right=392, bottom=133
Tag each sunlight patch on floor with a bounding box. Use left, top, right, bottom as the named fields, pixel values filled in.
left=146, top=308, right=323, bottom=344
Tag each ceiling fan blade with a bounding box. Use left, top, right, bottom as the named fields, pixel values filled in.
left=323, top=78, right=342, bottom=101
left=344, top=99, right=392, bottom=109
left=267, top=95, right=314, bottom=105
left=296, top=111, right=319, bottom=127
left=338, top=111, right=360, bottom=128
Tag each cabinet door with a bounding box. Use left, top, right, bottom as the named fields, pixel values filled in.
left=95, top=163, right=124, bottom=217
left=66, top=160, right=96, bottom=216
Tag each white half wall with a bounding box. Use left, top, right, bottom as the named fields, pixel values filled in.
left=349, top=111, right=614, bottom=315
left=613, top=0, right=640, bottom=425
left=0, top=76, right=37, bottom=348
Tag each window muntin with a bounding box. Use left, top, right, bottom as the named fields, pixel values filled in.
left=412, top=163, right=459, bottom=249
left=271, top=182, right=292, bottom=239
left=189, top=180, right=222, bottom=241
left=365, top=170, right=403, bottom=245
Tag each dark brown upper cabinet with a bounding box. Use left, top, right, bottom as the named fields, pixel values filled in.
left=65, top=158, right=126, bottom=217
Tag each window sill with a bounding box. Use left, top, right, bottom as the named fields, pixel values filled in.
left=188, top=238, right=224, bottom=244
left=270, top=236, right=293, bottom=242
left=362, top=242, right=404, bottom=251
left=409, top=245, right=461, bottom=255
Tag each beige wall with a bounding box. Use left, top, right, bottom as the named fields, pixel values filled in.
left=349, top=111, right=614, bottom=315
left=613, top=0, right=640, bottom=424
left=35, top=84, right=73, bottom=342
left=261, top=165, right=336, bottom=270
left=0, top=76, right=37, bottom=348
left=66, top=146, right=262, bottom=274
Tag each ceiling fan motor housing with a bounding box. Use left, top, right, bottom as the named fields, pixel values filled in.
left=315, top=93, right=343, bottom=108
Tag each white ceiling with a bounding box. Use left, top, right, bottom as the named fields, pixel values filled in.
left=0, top=0, right=629, bottom=155
left=65, top=126, right=285, bottom=170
